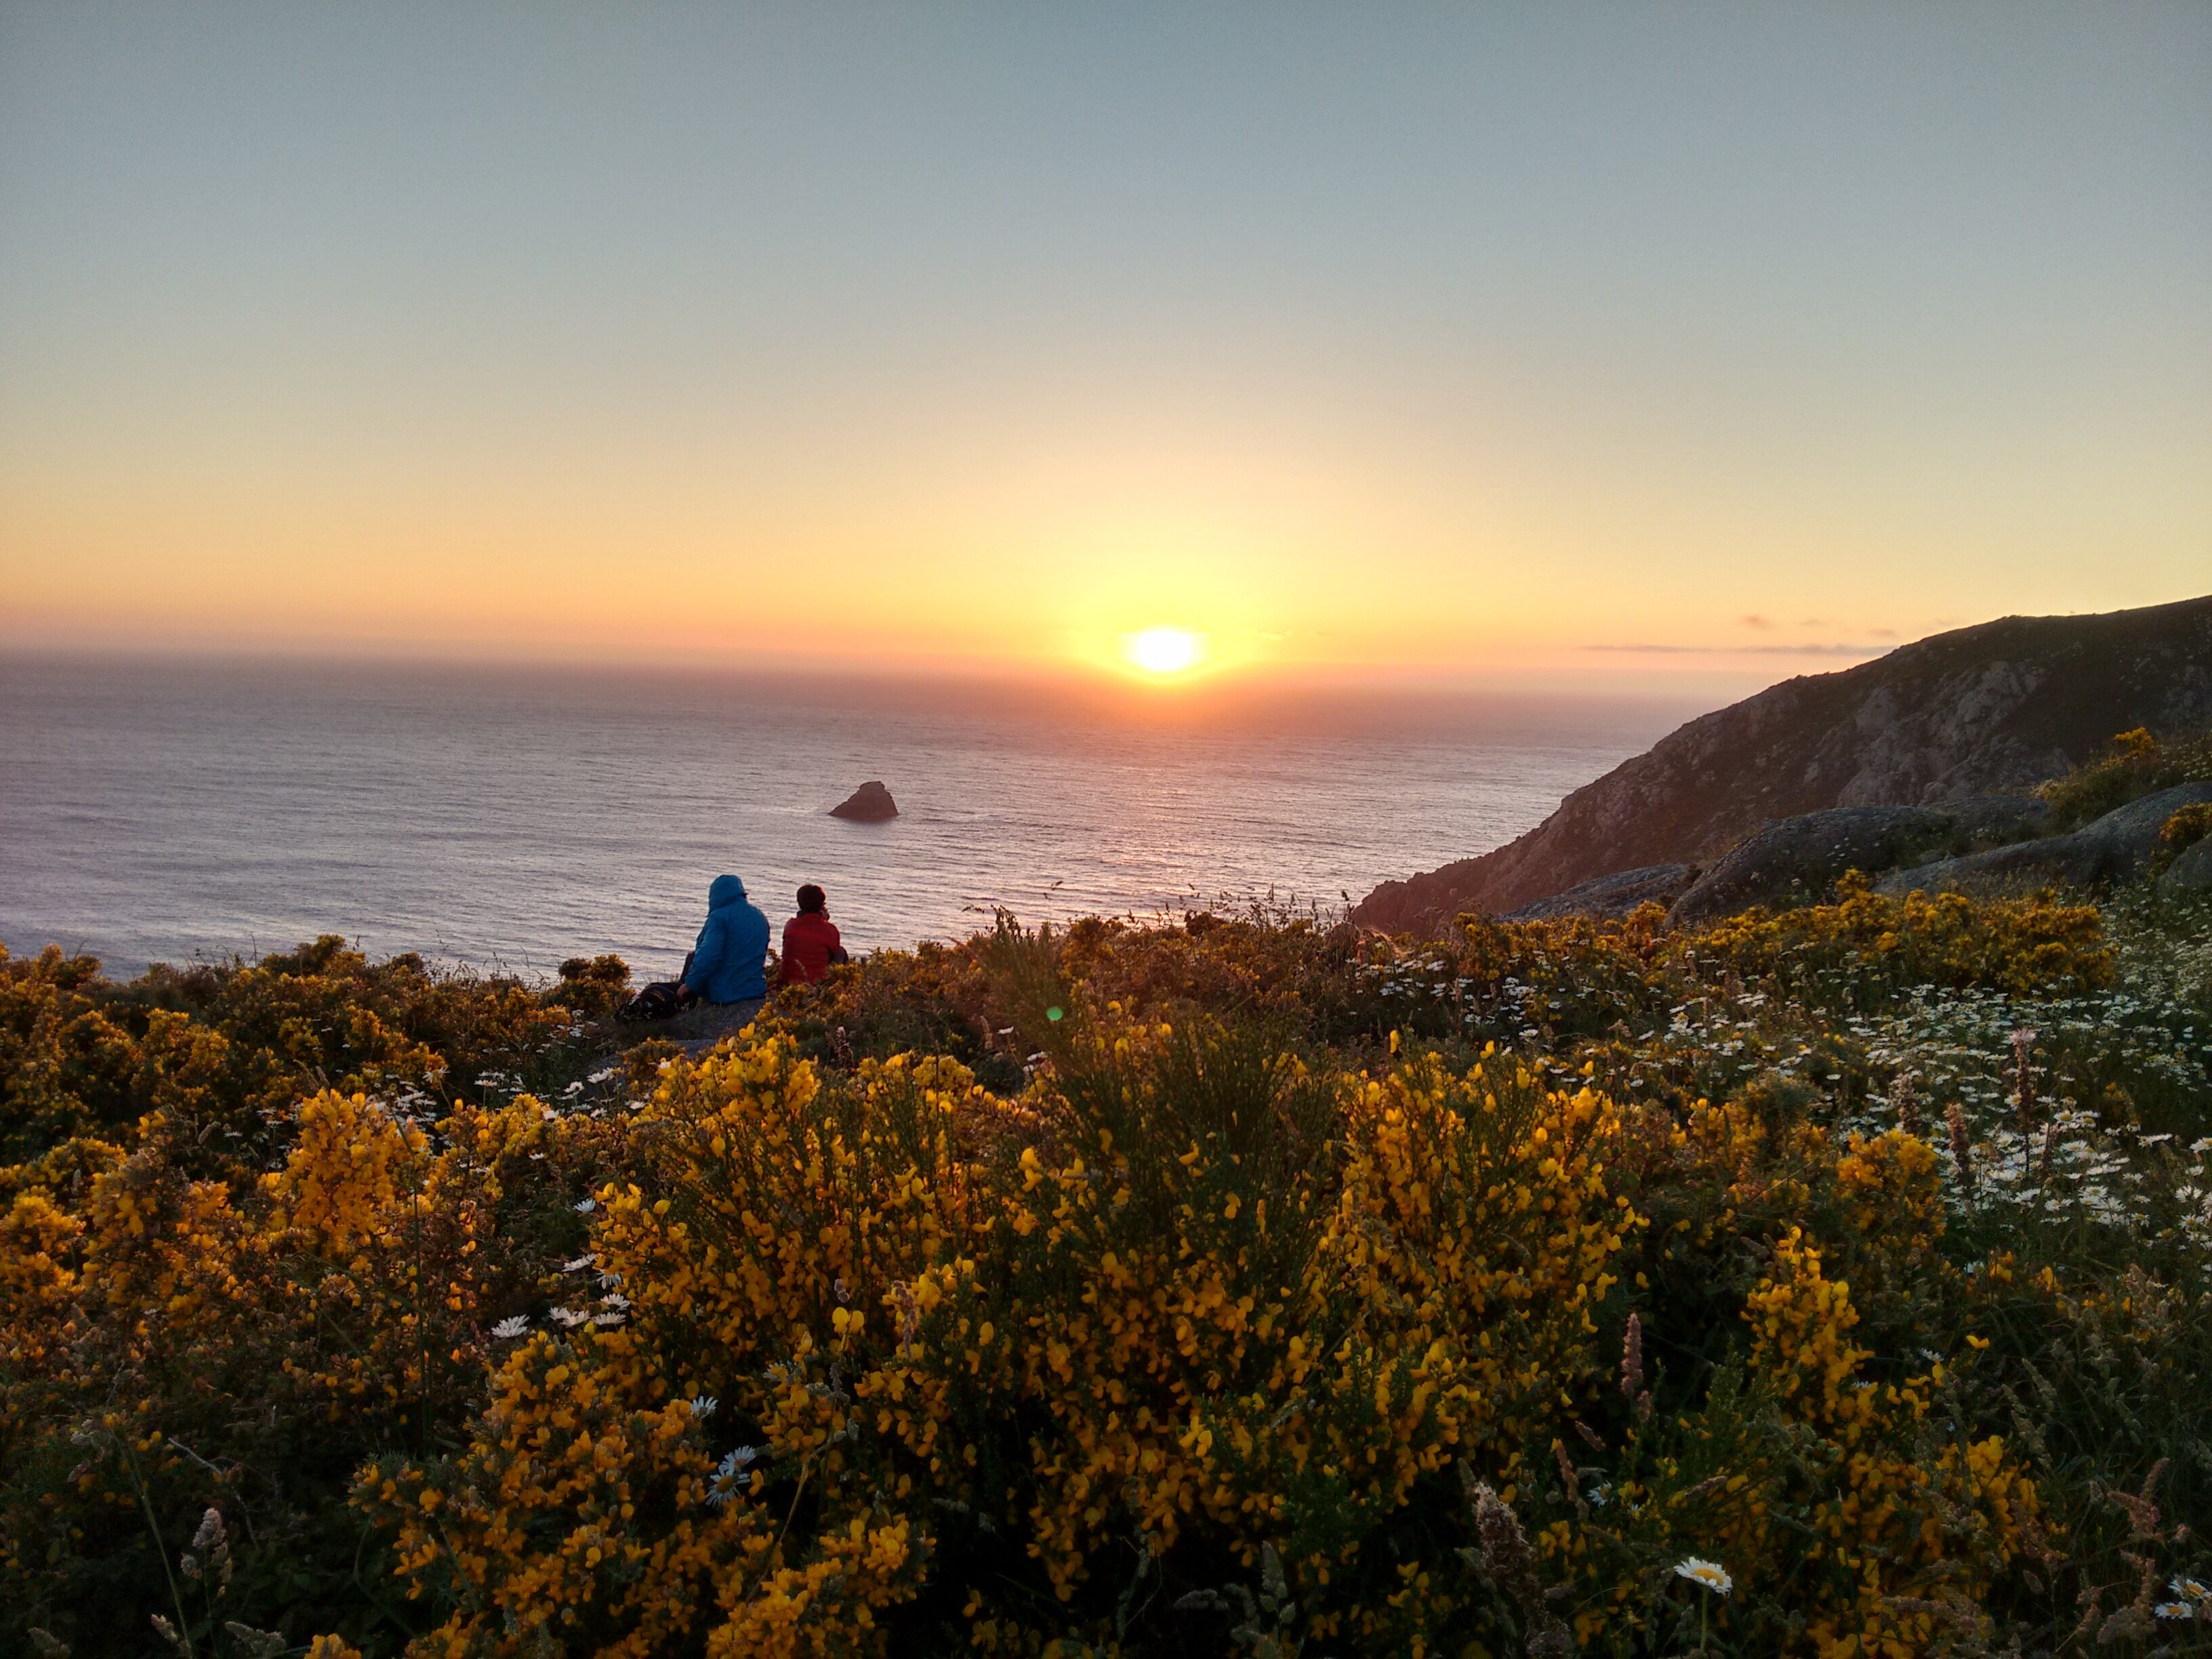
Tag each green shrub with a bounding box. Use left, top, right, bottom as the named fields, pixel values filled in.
left=2038, top=726, right=2212, bottom=830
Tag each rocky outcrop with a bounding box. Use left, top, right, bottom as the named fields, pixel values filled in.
left=1876, top=783, right=2212, bottom=898
left=1501, top=864, right=1697, bottom=922
left=1666, top=798, right=2047, bottom=928
left=1352, top=596, right=2212, bottom=936
left=2165, top=836, right=2212, bottom=893
left=829, top=781, right=899, bottom=822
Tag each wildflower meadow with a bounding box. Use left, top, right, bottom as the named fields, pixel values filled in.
left=4, top=868, right=2211, bottom=1653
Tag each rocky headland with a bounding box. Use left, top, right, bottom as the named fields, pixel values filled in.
left=1354, top=595, right=2212, bottom=935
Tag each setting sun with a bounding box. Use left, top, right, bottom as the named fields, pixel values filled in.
left=1122, top=627, right=1207, bottom=676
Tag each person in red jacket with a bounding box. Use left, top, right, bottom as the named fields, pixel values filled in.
left=779, top=884, right=848, bottom=987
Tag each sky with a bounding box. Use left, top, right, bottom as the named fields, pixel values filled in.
left=1, top=2, right=2207, bottom=693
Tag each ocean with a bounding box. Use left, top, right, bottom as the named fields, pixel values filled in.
left=0, top=655, right=1692, bottom=981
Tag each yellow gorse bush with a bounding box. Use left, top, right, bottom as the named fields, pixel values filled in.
left=1689, top=876, right=2113, bottom=1000
left=3, top=884, right=2194, bottom=1655
left=1742, top=1222, right=2035, bottom=1657
left=349, top=1015, right=2053, bottom=1656
left=0, top=1022, right=640, bottom=1654
left=360, top=1027, right=1651, bottom=1652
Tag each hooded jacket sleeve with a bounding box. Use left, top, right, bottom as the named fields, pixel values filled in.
left=685, top=912, right=727, bottom=991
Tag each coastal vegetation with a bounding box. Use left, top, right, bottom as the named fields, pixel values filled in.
left=2040, top=727, right=2212, bottom=834
left=4, top=832, right=2211, bottom=1652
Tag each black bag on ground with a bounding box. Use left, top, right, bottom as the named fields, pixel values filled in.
left=616, top=951, right=699, bottom=1024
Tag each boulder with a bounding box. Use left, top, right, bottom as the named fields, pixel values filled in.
left=1664, top=797, right=2049, bottom=928
left=2163, top=834, right=2212, bottom=893
left=1667, top=806, right=1951, bottom=928
left=1943, top=794, right=2055, bottom=842
left=1877, top=782, right=2212, bottom=897
left=829, top=781, right=899, bottom=822
left=1502, top=864, right=1698, bottom=922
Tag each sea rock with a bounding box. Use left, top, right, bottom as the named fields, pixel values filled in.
left=1666, top=796, right=2049, bottom=928
left=2163, top=834, right=2212, bottom=893
left=829, top=781, right=899, bottom=822
left=1877, top=782, right=2212, bottom=897
left=1351, top=594, right=2212, bottom=936
left=1502, top=864, right=1698, bottom=922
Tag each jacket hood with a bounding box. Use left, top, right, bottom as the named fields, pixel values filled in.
left=708, top=874, right=747, bottom=909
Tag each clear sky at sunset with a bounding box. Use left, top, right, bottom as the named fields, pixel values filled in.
left=1, top=3, right=2206, bottom=691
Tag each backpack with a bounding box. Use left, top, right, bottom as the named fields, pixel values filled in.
left=615, top=951, right=699, bottom=1024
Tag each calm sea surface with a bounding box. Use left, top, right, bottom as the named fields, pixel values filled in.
left=1, top=657, right=1692, bottom=980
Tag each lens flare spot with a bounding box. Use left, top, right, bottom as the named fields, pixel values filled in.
left=1122, top=628, right=1206, bottom=676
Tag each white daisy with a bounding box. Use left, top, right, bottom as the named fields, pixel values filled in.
left=1675, top=1558, right=1733, bottom=1596
left=704, top=1445, right=760, bottom=1508
left=490, top=1315, right=529, bottom=1340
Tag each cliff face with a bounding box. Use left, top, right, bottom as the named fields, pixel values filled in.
left=1353, top=595, right=2212, bottom=935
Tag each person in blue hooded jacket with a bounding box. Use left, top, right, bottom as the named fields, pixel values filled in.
left=678, top=874, right=771, bottom=1036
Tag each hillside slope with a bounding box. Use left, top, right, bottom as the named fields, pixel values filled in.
left=1354, top=594, right=2212, bottom=934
